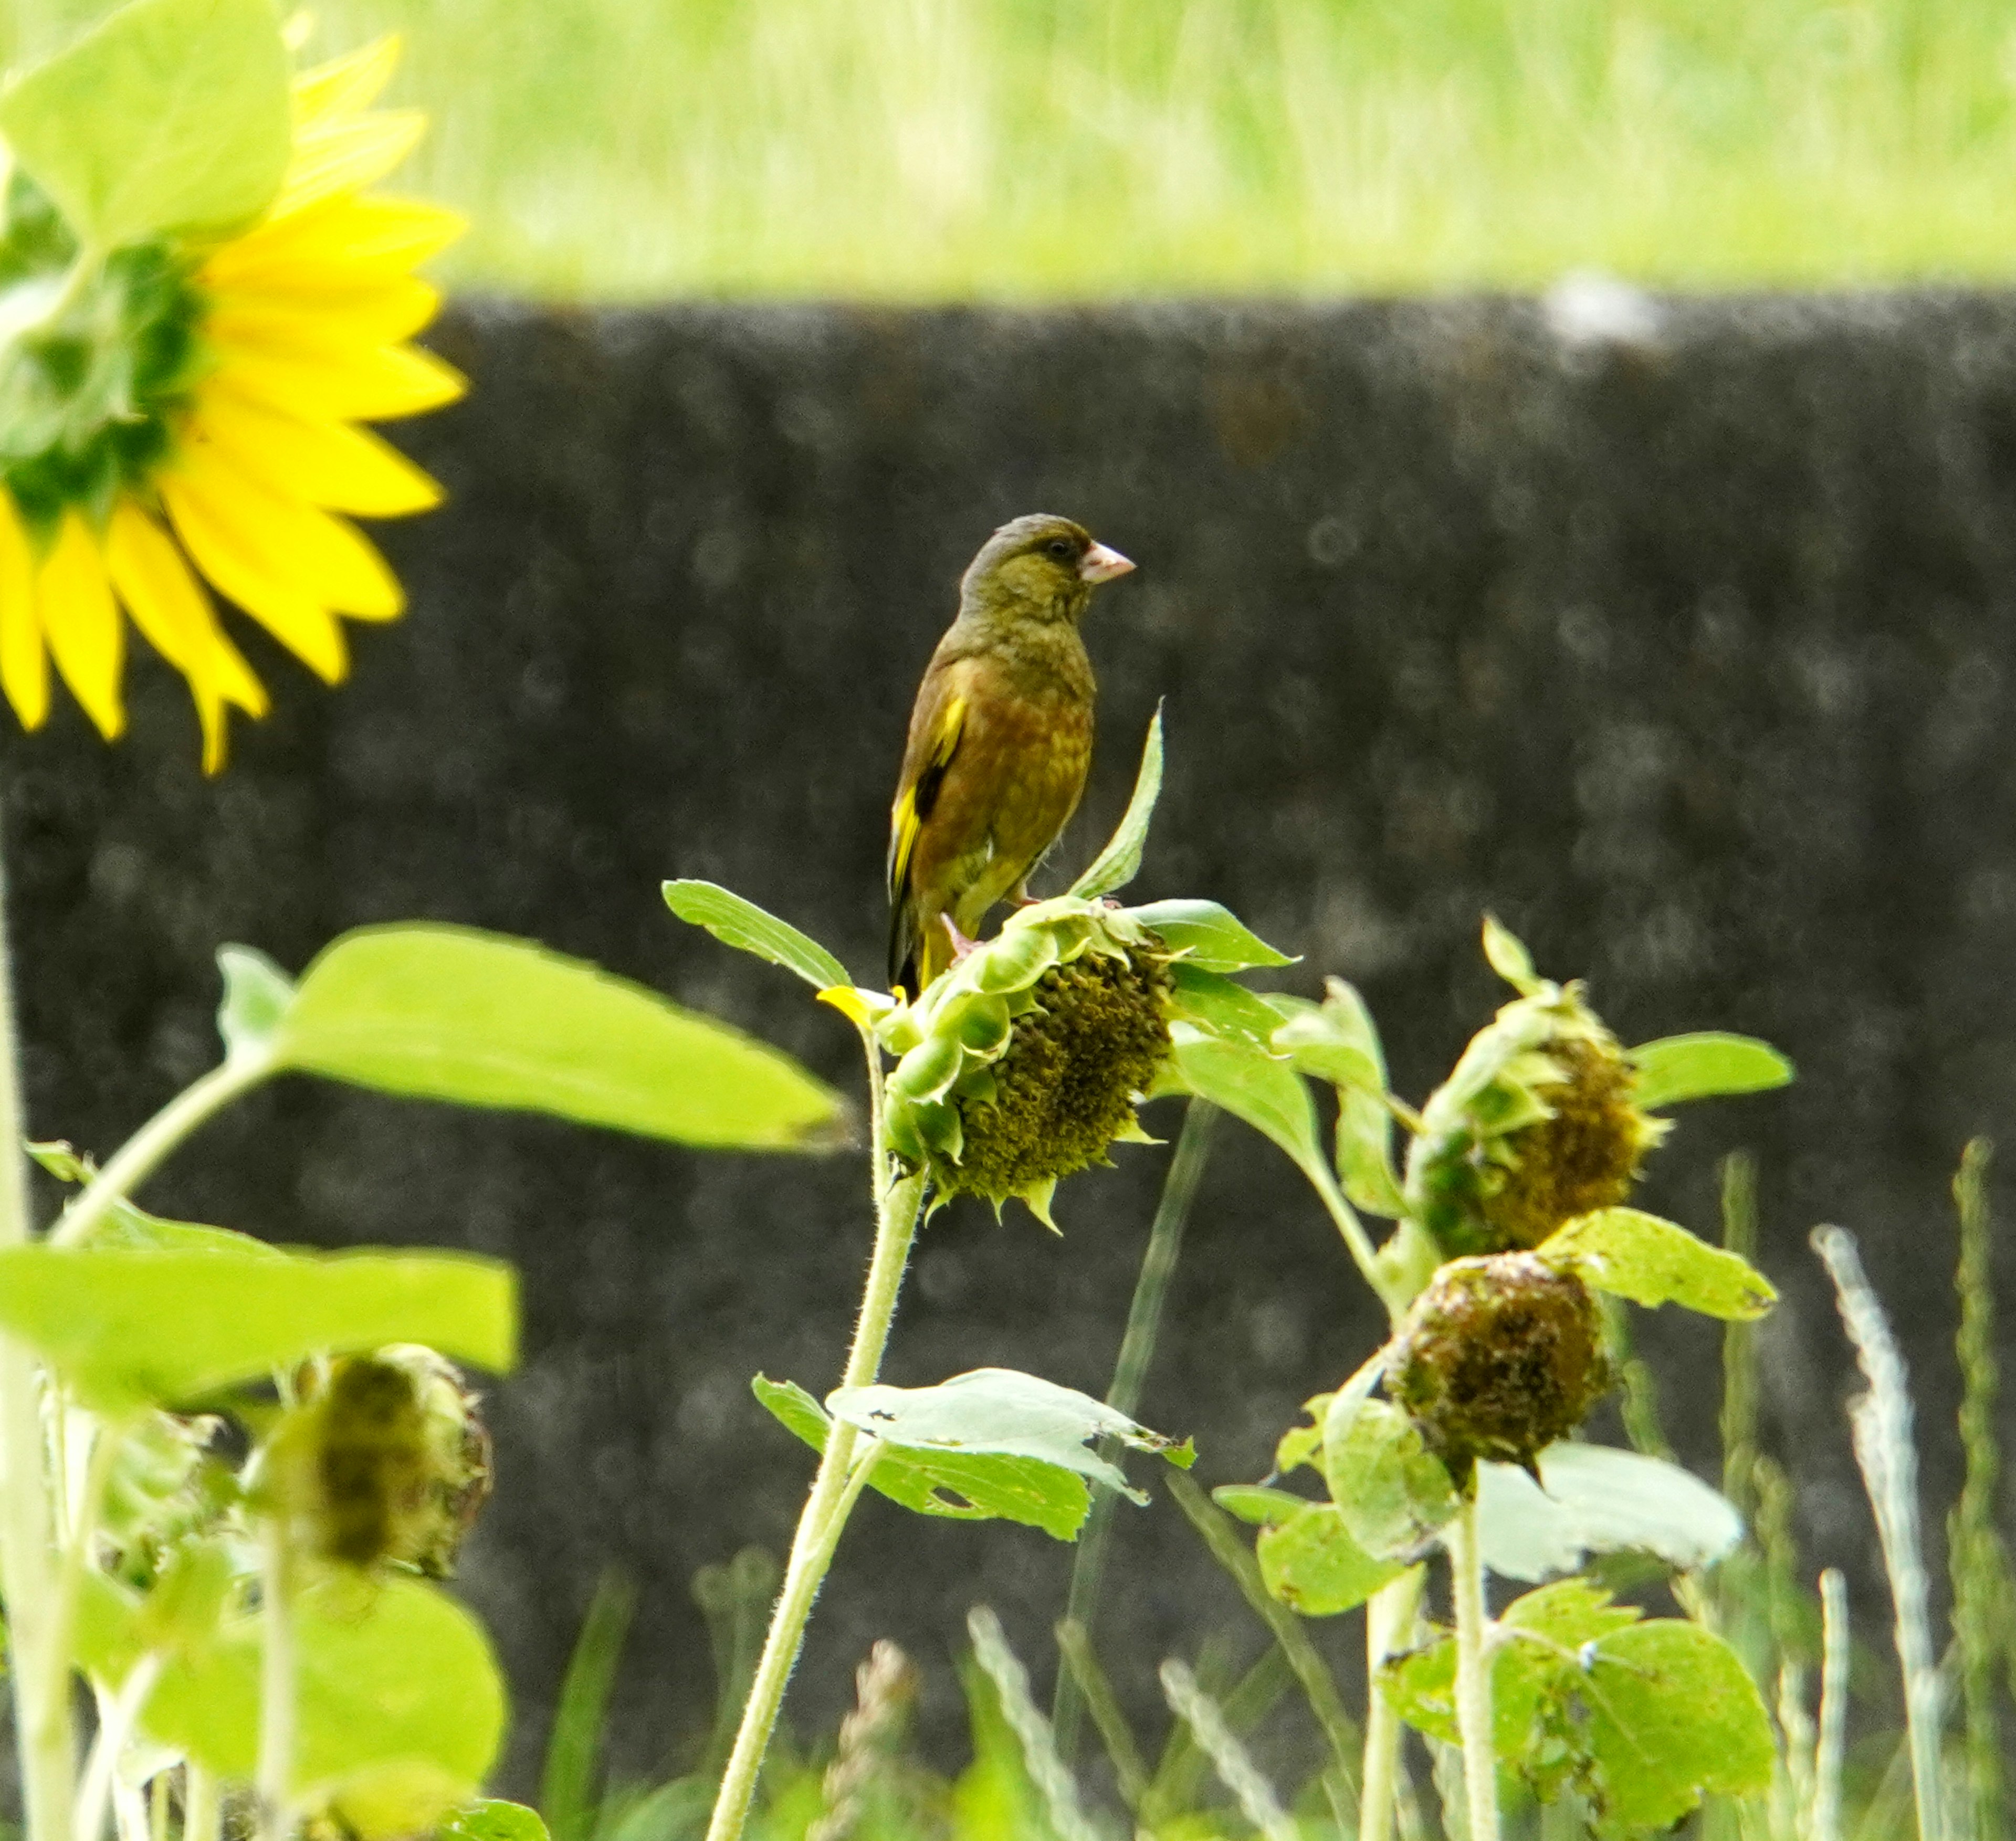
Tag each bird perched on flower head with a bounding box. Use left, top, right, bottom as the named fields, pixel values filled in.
left=887, top=514, right=1135, bottom=997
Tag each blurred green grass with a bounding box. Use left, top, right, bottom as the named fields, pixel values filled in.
left=17, top=0, right=2016, bottom=300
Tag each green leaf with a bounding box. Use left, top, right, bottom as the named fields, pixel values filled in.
left=1630, top=1032, right=1794, bottom=1109
left=662, top=881, right=851, bottom=992
left=1270, top=979, right=1405, bottom=1217
left=29, top=1143, right=278, bottom=1255
left=1474, top=1443, right=1744, bottom=1582
left=1069, top=703, right=1163, bottom=899
left=1127, top=900, right=1293, bottom=972
left=1577, top=1621, right=1774, bottom=1833
left=1540, top=1207, right=1777, bottom=1320
left=752, top=1376, right=1091, bottom=1541
left=0, top=0, right=291, bottom=248
left=1481, top=913, right=1544, bottom=994
left=1321, top=1394, right=1460, bottom=1561
left=0, top=1244, right=515, bottom=1412
left=1167, top=963, right=1292, bottom=1052
left=275, top=924, right=844, bottom=1151
left=1168, top=1028, right=1322, bottom=1179
left=441, top=1803, right=551, bottom=1841
left=1274, top=1394, right=1330, bottom=1477
left=216, top=944, right=295, bottom=1061
left=826, top=1367, right=1190, bottom=1507
left=139, top=1572, right=507, bottom=1838
left=1255, top=1502, right=1404, bottom=1616
left=1211, top=1484, right=1308, bottom=1526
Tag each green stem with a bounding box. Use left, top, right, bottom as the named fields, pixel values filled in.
left=184, top=1765, right=219, bottom=1841
left=1360, top=1566, right=1424, bottom=1841
left=1449, top=1497, right=1500, bottom=1841
left=1054, top=1098, right=1217, bottom=1755
left=0, top=862, right=75, bottom=1841
left=256, top=1520, right=296, bottom=1841
left=1305, top=1157, right=1407, bottom=1323
left=52, top=1054, right=272, bottom=1248
left=49, top=1418, right=121, bottom=1756
left=702, top=1145, right=926, bottom=1841
left=76, top=1657, right=162, bottom=1841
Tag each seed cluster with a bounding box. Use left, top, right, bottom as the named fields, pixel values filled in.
left=949, top=946, right=1171, bottom=1202
left=1390, top=1253, right=1610, bottom=1481
left=1480, top=1036, right=1656, bottom=1250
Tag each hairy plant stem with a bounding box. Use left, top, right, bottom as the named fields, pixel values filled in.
left=1305, top=1157, right=1409, bottom=1321
left=1449, top=1497, right=1500, bottom=1841
left=702, top=1062, right=926, bottom=1841
left=257, top=1521, right=297, bottom=1841
left=1053, top=1097, right=1217, bottom=1757
left=1360, top=1566, right=1424, bottom=1841
left=0, top=861, right=76, bottom=1841
left=52, top=1052, right=273, bottom=1248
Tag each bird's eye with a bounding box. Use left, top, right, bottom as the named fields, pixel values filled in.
left=1045, top=538, right=1074, bottom=561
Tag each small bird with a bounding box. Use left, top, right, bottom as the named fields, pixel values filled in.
left=887, top=514, right=1136, bottom=997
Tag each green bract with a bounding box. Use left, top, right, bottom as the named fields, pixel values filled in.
left=1404, top=921, right=1669, bottom=1257
left=879, top=896, right=1174, bottom=1225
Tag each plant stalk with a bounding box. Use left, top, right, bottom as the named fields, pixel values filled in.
left=52, top=1053, right=271, bottom=1248
left=1360, top=1565, right=1424, bottom=1841
left=76, top=1657, right=162, bottom=1841
left=257, top=1520, right=297, bottom=1841
left=1449, top=1496, right=1500, bottom=1841
left=1305, top=1158, right=1408, bottom=1322
left=701, top=1140, right=926, bottom=1841
left=1054, top=1097, right=1217, bottom=1755
left=0, top=854, right=76, bottom=1841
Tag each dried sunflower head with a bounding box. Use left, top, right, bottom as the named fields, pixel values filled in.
left=1404, top=917, right=1668, bottom=1257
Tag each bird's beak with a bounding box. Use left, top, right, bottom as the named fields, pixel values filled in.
left=1078, top=542, right=1135, bottom=584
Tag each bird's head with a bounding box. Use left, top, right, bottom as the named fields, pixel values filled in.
left=959, top=513, right=1135, bottom=628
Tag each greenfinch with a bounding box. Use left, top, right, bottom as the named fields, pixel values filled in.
left=887, top=514, right=1135, bottom=997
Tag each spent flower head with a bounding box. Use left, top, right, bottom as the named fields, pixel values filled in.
left=1404, top=917, right=1667, bottom=1257
left=0, top=9, right=461, bottom=768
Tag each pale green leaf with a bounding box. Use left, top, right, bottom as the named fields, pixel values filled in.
left=1256, top=1503, right=1404, bottom=1616
left=0, top=1244, right=515, bottom=1412
left=1167, top=964, right=1291, bottom=1052
left=276, top=924, right=844, bottom=1151
left=1127, top=900, right=1293, bottom=972
left=140, top=1572, right=507, bottom=1838
left=1069, top=703, right=1162, bottom=899
left=0, top=0, right=290, bottom=248
left=215, top=944, right=294, bottom=1061
left=1540, top=1207, right=1777, bottom=1320
left=1630, top=1032, right=1794, bottom=1109
left=29, top=1143, right=277, bottom=1255
left=826, top=1367, right=1190, bottom=1507
left=661, top=881, right=850, bottom=992
left=1168, top=1029, right=1322, bottom=1178
left=1270, top=979, right=1405, bottom=1216
left=1580, top=1622, right=1775, bottom=1833
left=1482, top=913, right=1543, bottom=994
left=1321, top=1393, right=1460, bottom=1560
left=1211, top=1484, right=1307, bottom=1527
left=1474, top=1443, right=1744, bottom=1582
left=752, top=1376, right=1090, bottom=1540
left=441, top=1803, right=550, bottom=1841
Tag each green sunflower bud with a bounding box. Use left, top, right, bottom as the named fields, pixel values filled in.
left=1404, top=922, right=1668, bottom=1255
left=268, top=1345, right=492, bottom=1576
left=1388, top=1252, right=1610, bottom=1484
left=879, top=898, right=1173, bottom=1226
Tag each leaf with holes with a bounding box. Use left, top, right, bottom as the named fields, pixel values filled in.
left=1540, top=1208, right=1776, bottom=1320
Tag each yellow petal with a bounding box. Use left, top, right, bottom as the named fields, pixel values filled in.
left=206, top=275, right=441, bottom=352
left=193, top=381, right=443, bottom=516
left=0, top=493, right=48, bottom=732
left=293, top=35, right=402, bottom=128
left=275, top=112, right=427, bottom=219
left=203, top=197, right=464, bottom=290
left=106, top=503, right=270, bottom=772
left=160, top=468, right=348, bottom=683
left=205, top=338, right=465, bottom=423
left=37, top=515, right=125, bottom=741
left=171, top=433, right=403, bottom=619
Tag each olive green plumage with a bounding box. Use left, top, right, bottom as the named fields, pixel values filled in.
left=887, top=514, right=1134, bottom=996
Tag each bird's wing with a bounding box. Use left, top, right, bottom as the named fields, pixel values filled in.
left=887, top=677, right=968, bottom=908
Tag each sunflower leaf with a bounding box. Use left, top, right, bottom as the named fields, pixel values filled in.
left=1128, top=899, right=1294, bottom=972
left=1540, top=1207, right=1777, bottom=1320
left=662, top=881, right=850, bottom=992
left=1630, top=1033, right=1794, bottom=1109
left=1070, top=702, right=1163, bottom=899
left=272, top=923, right=845, bottom=1151
left=0, top=0, right=292, bottom=249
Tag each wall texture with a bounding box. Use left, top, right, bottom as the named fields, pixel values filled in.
left=9, top=293, right=2016, bottom=1792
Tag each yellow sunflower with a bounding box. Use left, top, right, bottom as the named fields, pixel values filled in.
left=0, top=35, right=462, bottom=771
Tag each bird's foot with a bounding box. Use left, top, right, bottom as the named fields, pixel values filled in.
left=943, top=918, right=982, bottom=962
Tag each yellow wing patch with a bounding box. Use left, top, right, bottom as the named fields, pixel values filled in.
left=887, top=692, right=966, bottom=903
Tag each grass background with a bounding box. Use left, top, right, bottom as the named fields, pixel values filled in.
left=15, top=0, right=2016, bottom=301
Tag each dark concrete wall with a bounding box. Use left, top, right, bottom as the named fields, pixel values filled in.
left=10, top=294, right=2016, bottom=1791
